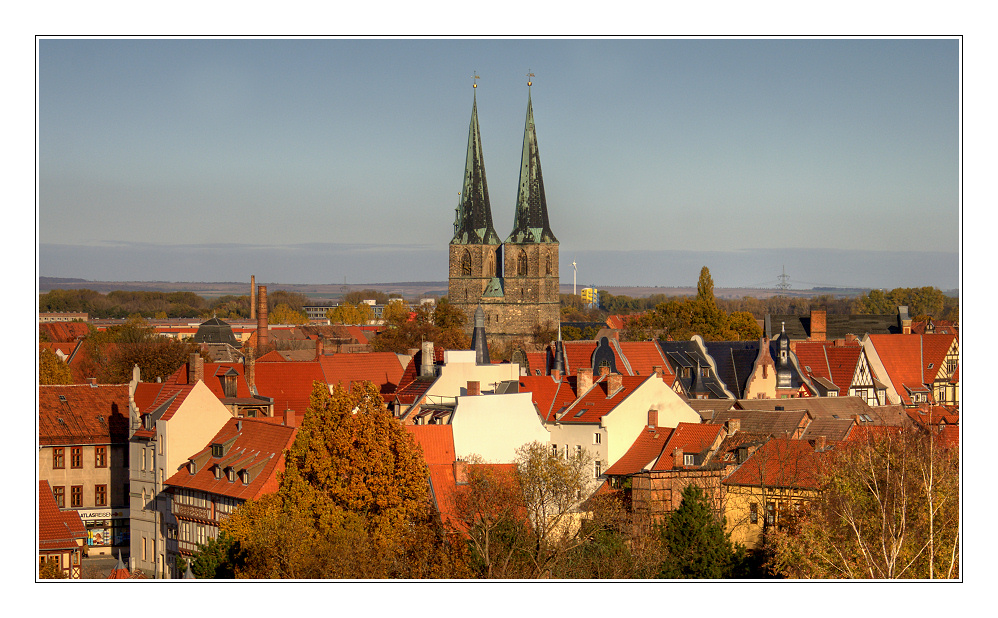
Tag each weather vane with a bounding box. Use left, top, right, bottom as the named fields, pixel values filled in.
left=473, top=72, right=480, bottom=88
left=527, top=70, right=535, bottom=87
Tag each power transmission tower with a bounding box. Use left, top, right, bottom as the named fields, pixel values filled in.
left=777, top=265, right=790, bottom=291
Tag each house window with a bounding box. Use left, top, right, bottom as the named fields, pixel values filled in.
left=593, top=433, right=601, bottom=445
left=71, top=447, right=82, bottom=469
left=551, top=444, right=559, bottom=457
left=575, top=445, right=582, bottom=457
left=594, top=460, right=602, bottom=478
left=141, top=448, right=147, bottom=471
left=750, top=503, right=758, bottom=524
left=701, top=367, right=710, bottom=377
left=142, top=536, right=147, bottom=561
left=766, top=502, right=776, bottom=526
left=684, top=454, right=695, bottom=466
left=94, top=446, right=107, bottom=468
left=95, top=484, right=107, bottom=507
left=682, top=368, right=691, bottom=378
left=53, top=486, right=65, bottom=508
left=71, top=485, right=83, bottom=508
left=53, top=448, right=65, bottom=469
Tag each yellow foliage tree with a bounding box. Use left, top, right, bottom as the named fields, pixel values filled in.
left=39, top=348, right=73, bottom=385
left=269, top=303, right=308, bottom=325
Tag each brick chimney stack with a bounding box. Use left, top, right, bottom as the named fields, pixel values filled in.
left=726, top=418, right=741, bottom=436
left=467, top=381, right=480, bottom=396
left=607, top=372, right=622, bottom=394
left=188, top=353, right=204, bottom=384
left=652, top=366, right=663, bottom=380
left=648, top=409, right=658, bottom=429
left=577, top=367, right=593, bottom=396
left=256, top=285, right=269, bottom=354
left=244, top=347, right=256, bottom=392
left=250, top=275, right=256, bottom=321
left=284, top=408, right=296, bottom=427
left=815, top=435, right=827, bottom=451
left=315, top=334, right=324, bottom=360
left=810, top=309, right=827, bottom=342
left=599, top=365, right=610, bottom=377
left=673, top=447, right=684, bottom=469
left=454, top=459, right=468, bottom=485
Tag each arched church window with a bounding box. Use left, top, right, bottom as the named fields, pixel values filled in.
left=546, top=254, right=552, bottom=275
left=461, top=250, right=472, bottom=276
left=518, top=249, right=528, bottom=276
left=487, top=251, right=496, bottom=277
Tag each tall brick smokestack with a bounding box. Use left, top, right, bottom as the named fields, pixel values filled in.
left=257, top=285, right=269, bottom=354
left=250, top=275, right=256, bottom=321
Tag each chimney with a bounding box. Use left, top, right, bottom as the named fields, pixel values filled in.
left=898, top=306, right=912, bottom=335
left=810, top=309, right=826, bottom=342
left=244, top=348, right=256, bottom=391
left=726, top=418, right=741, bottom=436
left=188, top=353, right=204, bottom=384
left=834, top=339, right=846, bottom=347
left=815, top=435, right=827, bottom=451
left=673, top=447, right=684, bottom=469
left=652, top=366, right=663, bottom=379
left=846, top=333, right=858, bottom=343
left=607, top=372, right=622, bottom=395
left=87, top=377, right=97, bottom=386
left=315, top=334, right=324, bottom=360
left=284, top=408, right=296, bottom=427
left=599, top=365, right=610, bottom=377
left=420, top=341, right=435, bottom=378
left=454, top=459, right=468, bottom=485
left=256, top=285, right=269, bottom=354
left=647, top=409, right=658, bottom=429
left=250, top=275, right=256, bottom=321
left=467, top=381, right=480, bottom=396
left=551, top=368, right=561, bottom=381
left=577, top=367, right=593, bottom=395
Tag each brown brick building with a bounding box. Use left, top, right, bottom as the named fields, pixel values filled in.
left=449, top=83, right=560, bottom=346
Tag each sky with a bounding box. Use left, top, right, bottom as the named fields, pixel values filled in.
left=37, top=37, right=960, bottom=290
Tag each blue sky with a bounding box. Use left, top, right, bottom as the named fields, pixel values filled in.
left=38, top=38, right=959, bottom=289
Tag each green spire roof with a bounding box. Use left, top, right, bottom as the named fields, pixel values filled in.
left=507, top=90, right=557, bottom=244
left=452, top=91, right=501, bottom=245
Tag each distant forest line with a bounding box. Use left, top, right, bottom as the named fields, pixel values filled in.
left=38, top=284, right=959, bottom=323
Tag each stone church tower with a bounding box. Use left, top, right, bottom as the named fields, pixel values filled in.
left=449, top=81, right=560, bottom=344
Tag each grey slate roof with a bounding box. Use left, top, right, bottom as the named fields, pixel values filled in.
left=767, top=313, right=901, bottom=340
left=703, top=341, right=762, bottom=399
left=708, top=408, right=811, bottom=437
left=194, top=317, right=238, bottom=346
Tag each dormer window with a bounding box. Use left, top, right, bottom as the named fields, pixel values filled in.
left=211, top=444, right=223, bottom=458
left=189, top=461, right=197, bottom=474
left=213, top=465, right=221, bottom=480
left=700, top=367, right=710, bottom=378
left=226, top=468, right=235, bottom=483
left=684, top=454, right=695, bottom=466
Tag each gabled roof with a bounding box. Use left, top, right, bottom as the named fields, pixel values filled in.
left=794, top=340, right=863, bottom=392
left=39, top=384, right=130, bottom=445
left=709, top=408, right=811, bottom=438
left=201, top=363, right=254, bottom=399
left=723, top=438, right=824, bottom=490
left=799, top=418, right=856, bottom=442
left=404, top=424, right=460, bottom=527
left=543, top=374, right=649, bottom=424
left=617, top=341, right=673, bottom=378
left=518, top=375, right=578, bottom=420
left=768, top=313, right=900, bottom=340
left=39, top=481, right=86, bottom=551
left=319, top=352, right=405, bottom=396
left=252, top=361, right=327, bottom=417
left=735, top=396, right=877, bottom=424
left=651, top=422, right=726, bottom=471
left=866, top=334, right=957, bottom=406
left=702, top=341, right=763, bottom=399
left=604, top=426, right=675, bottom=476
left=164, top=417, right=297, bottom=501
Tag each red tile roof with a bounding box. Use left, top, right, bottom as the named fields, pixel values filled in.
left=652, top=422, right=726, bottom=471
left=867, top=334, right=957, bottom=405
left=604, top=426, right=674, bottom=476
left=38, top=384, right=130, bottom=445
left=256, top=350, right=288, bottom=362
left=39, top=322, right=90, bottom=343
left=723, top=438, right=823, bottom=490
left=164, top=417, right=297, bottom=501
left=617, top=341, right=673, bottom=378
left=201, top=363, right=254, bottom=399
left=556, top=375, right=652, bottom=423
left=38, top=481, right=86, bottom=551
left=794, top=341, right=862, bottom=392
left=319, top=352, right=405, bottom=395
left=938, top=425, right=959, bottom=449
left=253, top=361, right=328, bottom=417
left=525, top=351, right=548, bottom=376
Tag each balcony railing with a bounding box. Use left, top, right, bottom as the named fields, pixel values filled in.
left=172, top=500, right=211, bottom=522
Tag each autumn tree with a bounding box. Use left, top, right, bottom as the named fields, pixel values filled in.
left=767, top=429, right=959, bottom=579
left=219, top=381, right=466, bottom=578
left=269, top=303, right=308, bottom=325
left=39, top=348, right=73, bottom=385
left=327, top=302, right=373, bottom=325
left=657, top=484, right=743, bottom=579
left=78, top=316, right=201, bottom=383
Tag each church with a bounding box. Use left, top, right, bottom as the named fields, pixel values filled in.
left=448, top=79, right=560, bottom=346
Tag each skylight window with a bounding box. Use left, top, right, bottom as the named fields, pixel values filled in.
left=574, top=408, right=589, bottom=418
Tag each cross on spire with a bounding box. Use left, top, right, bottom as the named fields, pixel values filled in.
left=527, top=70, right=534, bottom=87
left=473, top=72, right=480, bottom=88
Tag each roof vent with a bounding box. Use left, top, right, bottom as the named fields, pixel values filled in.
left=58, top=395, right=67, bottom=403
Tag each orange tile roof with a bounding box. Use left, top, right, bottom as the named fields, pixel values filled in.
left=253, top=361, right=327, bottom=416
left=39, top=481, right=86, bottom=551
left=256, top=350, right=287, bottom=362
left=404, top=425, right=462, bottom=532
left=652, top=422, right=726, bottom=471
left=319, top=352, right=405, bottom=396
left=604, top=426, right=674, bottom=476
left=723, top=438, right=823, bottom=490
left=558, top=374, right=650, bottom=423
left=867, top=334, right=956, bottom=405
left=617, top=341, right=674, bottom=378
left=561, top=341, right=598, bottom=375
left=525, top=351, right=548, bottom=376
left=794, top=341, right=862, bottom=392
left=164, top=417, right=297, bottom=501
left=39, top=322, right=90, bottom=343
left=938, top=425, right=959, bottom=449
left=38, top=384, right=130, bottom=445
left=201, top=363, right=254, bottom=399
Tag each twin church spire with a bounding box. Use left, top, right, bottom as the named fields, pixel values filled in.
left=451, top=79, right=556, bottom=246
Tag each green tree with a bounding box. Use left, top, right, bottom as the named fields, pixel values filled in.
left=39, top=348, right=73, bottom=385
left=187, top=531, right=237, bottom=578
left=658, top=484, right=740, bottom=579
left=696, top=265, right=716, bottom=309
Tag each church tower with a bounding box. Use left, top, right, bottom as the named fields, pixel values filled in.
left=448, top=83, right=503, bottom=323
left=500, top=80, right=560, bottom=337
